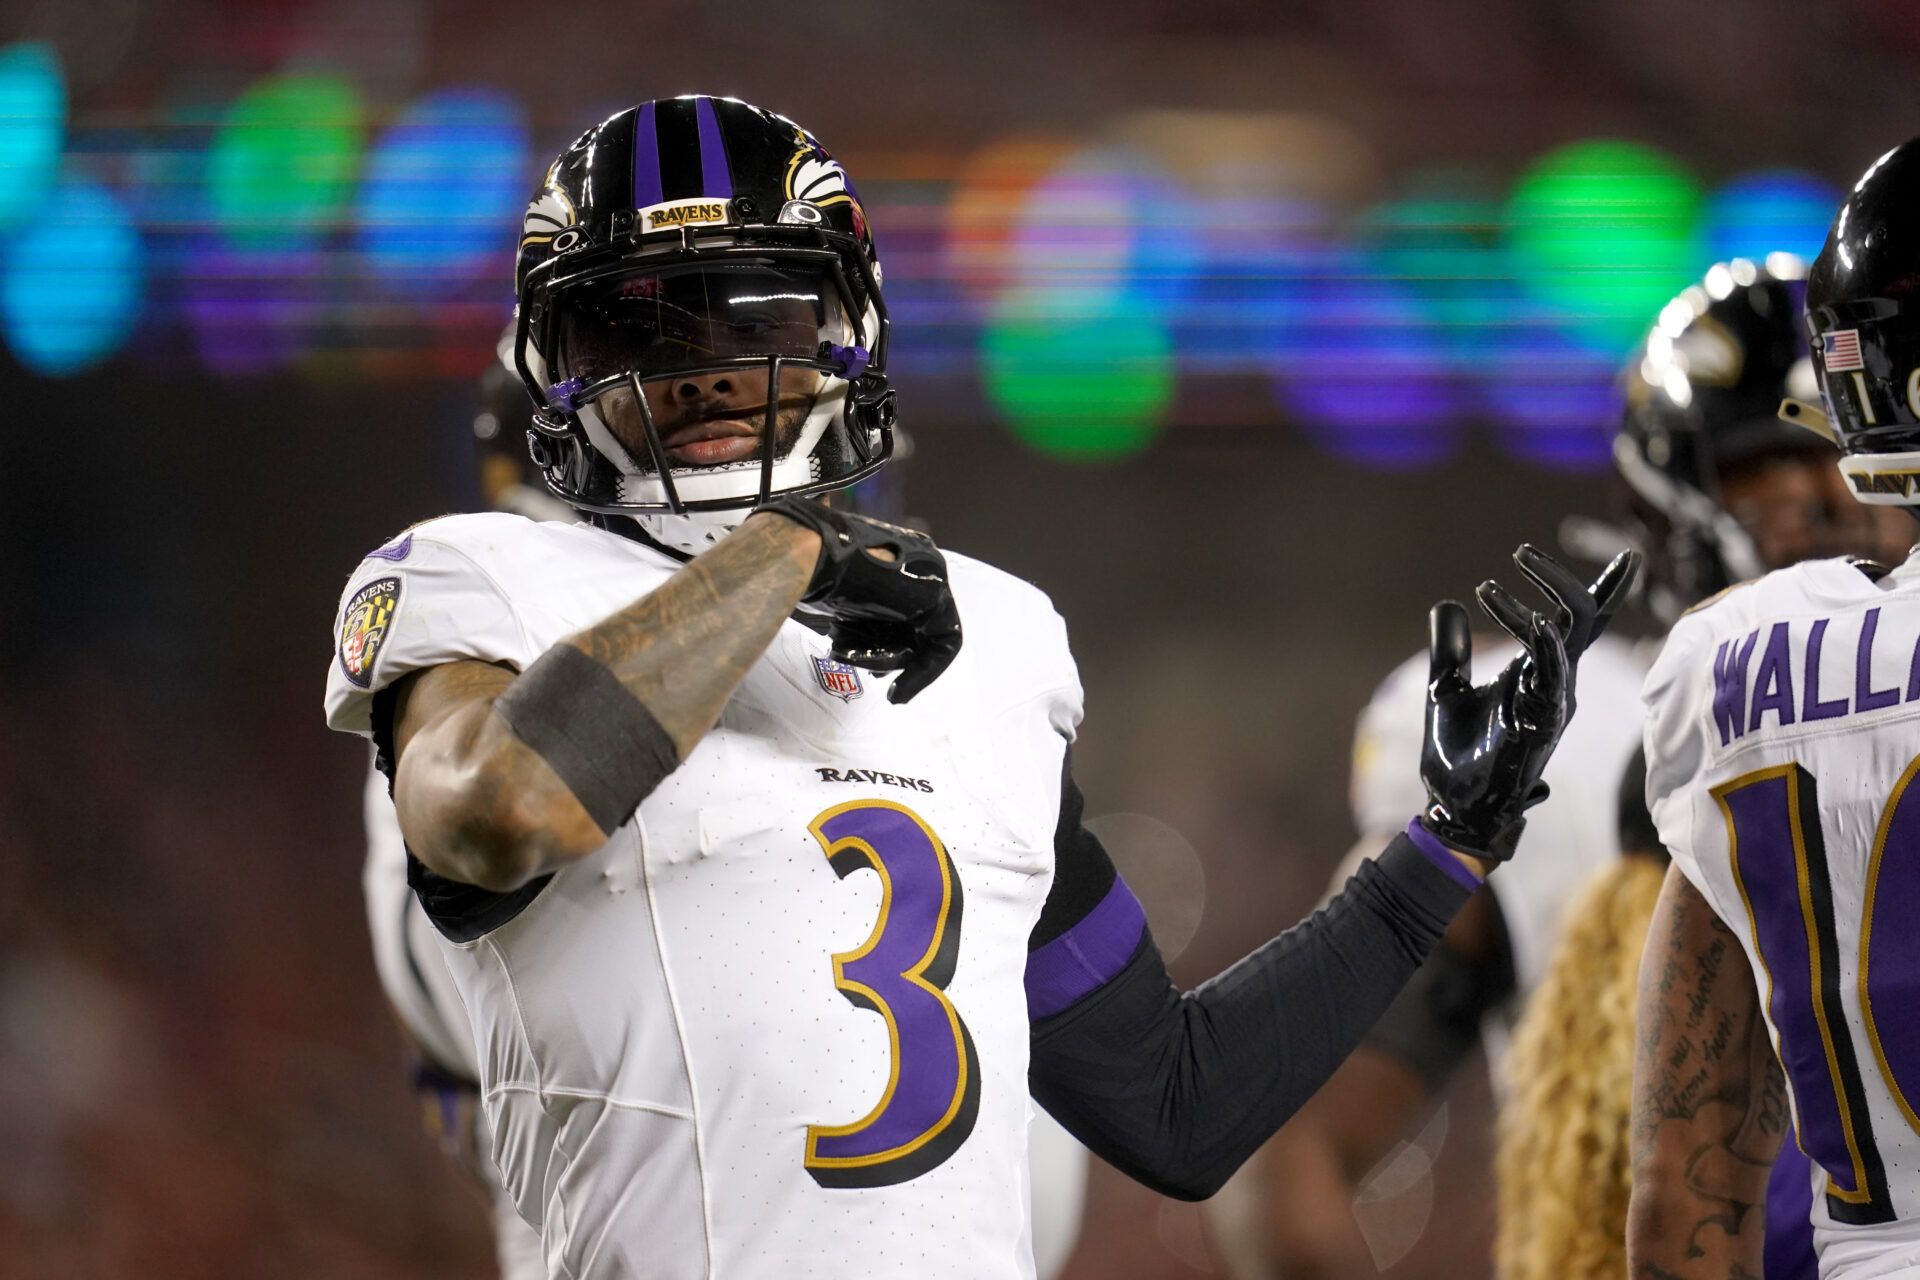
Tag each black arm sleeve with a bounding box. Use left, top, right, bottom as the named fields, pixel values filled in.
left=1360, top=891, right=1515, bottom=1092
left=1027, top=756, right=1474, bottom=1202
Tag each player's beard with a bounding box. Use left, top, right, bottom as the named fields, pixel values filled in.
left=607, top=388, right=817, bottom=476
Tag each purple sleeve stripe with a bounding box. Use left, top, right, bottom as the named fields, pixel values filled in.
left=1026, top=877, right=1149, bottom=1021
left=1404, top=818, right=1485, bottom=892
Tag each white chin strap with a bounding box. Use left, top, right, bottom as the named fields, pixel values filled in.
left=574, top=378, right=849, bottom=510
left=633, top=509, right=751, bottom=557
left=1838, top=451, right=1920, bottom=505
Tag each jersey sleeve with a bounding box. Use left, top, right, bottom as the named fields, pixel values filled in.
left=942, top=550, right=1084, bottom=742
left=323, top=527, right=532, bottom=738
left=1641, top=617, right=1715, bottom=894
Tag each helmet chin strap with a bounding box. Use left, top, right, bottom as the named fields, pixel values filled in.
left=631, top=509, right=751, bottom=558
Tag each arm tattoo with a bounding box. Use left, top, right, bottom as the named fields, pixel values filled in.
left=1628, top=868, right=1782, bottom=1278
left=393, top=514, right=818, bottom=882
left=571, top=514, right=816, bottom=757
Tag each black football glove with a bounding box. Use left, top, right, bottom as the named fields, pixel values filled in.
left=1418, top=544, right=1640, bottom=863
left=754, top=496, right=963, bottom=704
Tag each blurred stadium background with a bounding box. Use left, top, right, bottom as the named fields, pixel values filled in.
left=0, top=0, right=1912, bottom=1275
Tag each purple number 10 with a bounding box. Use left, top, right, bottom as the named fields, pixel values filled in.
left=803, top=800, right=981, bottom=1189
left=1716, top=758, right=1920, bottom=1225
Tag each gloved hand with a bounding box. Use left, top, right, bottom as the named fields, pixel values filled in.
left=753, top=495, right=963, bottom=704
left=1419, top=545, right=1640, bottom=863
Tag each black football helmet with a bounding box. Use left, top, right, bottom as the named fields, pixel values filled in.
left=512, top=96, right=895, bottom=541
left=477, top=324, right=573, bottom=523
left=1806, top=138, right=1920, bottom=504
left=1613, top=255, right=1828, bottom=621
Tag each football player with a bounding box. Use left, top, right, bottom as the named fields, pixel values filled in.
left=360, top=332, right=1092, bottom=1279
left=1503, top=256, right=1915, bottom=1280
left=1630, top=140, right=1920, bottom=1279
left=1208, top=256, right=1914, bottom=1280
left=323, top=96, right=1633, bottom=1278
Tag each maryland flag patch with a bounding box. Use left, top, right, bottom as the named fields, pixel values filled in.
left=338, top=576, right=401, bottom=688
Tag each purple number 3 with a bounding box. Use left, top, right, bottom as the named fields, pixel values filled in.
left=804, top=800, right=981, bottom=1188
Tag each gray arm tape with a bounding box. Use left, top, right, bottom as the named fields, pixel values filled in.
left=490, top=644, right=680, bottom=835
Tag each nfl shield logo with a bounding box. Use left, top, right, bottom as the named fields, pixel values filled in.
left=812, top=656, right=864, bottom=702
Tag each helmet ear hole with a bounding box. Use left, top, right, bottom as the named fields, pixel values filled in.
left=526, top=430, right=554, bottom=469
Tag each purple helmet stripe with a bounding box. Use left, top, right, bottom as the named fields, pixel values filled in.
left=632, top=101, right=664, bottom=208
left=693, top=96, right=733, bottom=199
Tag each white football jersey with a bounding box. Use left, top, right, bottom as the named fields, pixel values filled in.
left=326, top=513, right=1080, bottom=1280
left=366, top=758, right=1085, bottom=1280
left=1351, top=633, right=1649, bottom=1005
left=1646, top=549, right=1920, bottom=1272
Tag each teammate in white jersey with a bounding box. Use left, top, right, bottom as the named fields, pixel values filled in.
left=1500, top=257, right=1910, bottom=1280
left=325, top=96, right=1634, bottom=1279
left=1208, top=254, right=1918, bottom=1279
left=1631, top=140, right=1920, bottom=1279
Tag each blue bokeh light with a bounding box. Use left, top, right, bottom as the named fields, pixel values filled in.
left=1271, top=254, right=1466, bottom=469
left=1700, top=169, right=1842, bottom=265
left=1173, top=197, right=1329, bottom=372
left=0, top=42, right=65, bottom=232
left=1476, top=318, right=1619, bottom=471
left=2, top=174, right=146, bottom=375
left=356, top=89, right=531, bottom=293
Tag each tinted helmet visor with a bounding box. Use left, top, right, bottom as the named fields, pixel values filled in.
left=555, top=262, right=852, bottom=384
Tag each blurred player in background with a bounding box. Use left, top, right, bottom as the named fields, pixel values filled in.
left=361, top=332, right=1089, bottom=1277
left=1630, top=141, right=1920, bottom=1280
left=327, top=96, right=1632, bottom=1278
left=1207, top=255, right=1912, bottom=1280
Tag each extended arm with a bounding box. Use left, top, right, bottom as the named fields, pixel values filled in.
left=1627, top=864, right=1788, bottom=1280
left=1030, top=547, right=1635, bottom=1204
left=1207, top=886, right=1509, bottom=1278
left=391, top=512, right=820, bottom=890
left=1027, top=759, right=1478, bottom=1203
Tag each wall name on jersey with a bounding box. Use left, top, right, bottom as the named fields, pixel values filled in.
left=1710, top=605, right=1920, bottom=746
left=814, top=767, right=935, bottom=793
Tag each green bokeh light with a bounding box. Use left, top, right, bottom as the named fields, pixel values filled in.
left=208, top=73, right=364, bottom=250
left=1504, top=140, right=1702, bottom=352
left=981, top=289, right=1173, bottom=461
left=1360, top=175, right=1509, bottom=356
